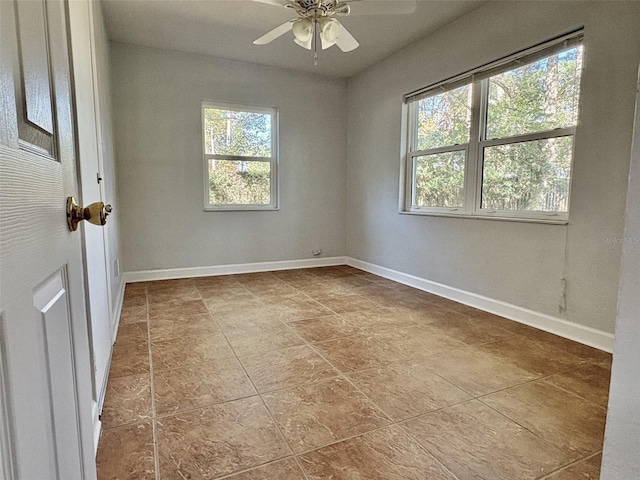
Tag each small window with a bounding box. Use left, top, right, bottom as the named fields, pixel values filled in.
left=403, top=31, right=584, bottom=222
left=202, top=102, right=278, bottom=210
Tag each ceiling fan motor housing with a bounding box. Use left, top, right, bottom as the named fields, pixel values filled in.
left=291, top=0, right=348, bottom=16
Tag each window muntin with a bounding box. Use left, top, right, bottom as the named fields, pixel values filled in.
left=202, top=102, right=278, bottom=210
left=403, top=35, right=583, bottom=222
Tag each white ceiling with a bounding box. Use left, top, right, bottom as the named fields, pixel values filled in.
left=101, top=0, right=485, bottom=78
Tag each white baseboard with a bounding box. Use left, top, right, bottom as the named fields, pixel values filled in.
left=120, top=255, right=613, bottom=352
left=93, top=278, right=125, bottom=455
left=111, top=277, right=125, bottom=343
left=347, top=258, right=614, bottom=353
left=123, top=256, right=348, bottom=283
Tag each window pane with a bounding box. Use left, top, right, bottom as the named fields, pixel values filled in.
left=486, top=46, right=583, bottom=139
left=481, top=136, right=572, bottom=212
left=416, top=85, right=472, bottom=150
left=413, top=151, right=465, bottom=208
left=204, top=108, right=272, bottom=157
left=208, top=160, right=271, bottom=205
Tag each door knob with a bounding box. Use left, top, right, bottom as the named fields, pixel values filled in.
left=67, top=196, right=112, bottom=232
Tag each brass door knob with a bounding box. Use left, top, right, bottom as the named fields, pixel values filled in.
left=67, top=196, right=113, bottom=231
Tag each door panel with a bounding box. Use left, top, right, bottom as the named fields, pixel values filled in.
left=15, top=0, right=55, bottom=135
left=14, top=0, right=56, bottom=155
left=35, top=269, right=84, bottom=480
left=0, top=0, right=97, bottom=478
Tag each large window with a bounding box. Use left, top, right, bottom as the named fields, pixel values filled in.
left=402, top=32, right=584, bottom=222
left=202, top=102, right=278, bottom=210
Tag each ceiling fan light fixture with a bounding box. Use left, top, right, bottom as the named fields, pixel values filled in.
left=319, top=17, right=340, bottom=50
left=292, top=17, right=313, bottom=44
left=293, top=36, right=313, bottom=50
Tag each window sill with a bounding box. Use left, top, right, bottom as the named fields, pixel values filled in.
left=204, top=206, right=279, bottom=212
left=399, top=210, right=568, bottom=225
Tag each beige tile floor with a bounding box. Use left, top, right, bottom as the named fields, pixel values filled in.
left=96, top=265, right=611, bottom=480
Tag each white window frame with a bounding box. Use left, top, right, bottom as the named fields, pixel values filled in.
left=401, top=30, right=584, bottom=224
left=202, top=101, right=279, bottom=211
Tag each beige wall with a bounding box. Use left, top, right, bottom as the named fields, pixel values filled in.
left=346, top=1, right=640, bottom=333
left=111, top=43, right=348, bottom=272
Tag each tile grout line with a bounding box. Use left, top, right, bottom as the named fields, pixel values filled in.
left=428, top=333, right=609, bottom=463
left=288, top=309, right=462, bottom=426
left=144, top=284, right=161, bottom=480
left=252, top=278, right=465, bottom=478
left=150, top=279, right=298, bottom=479
left=239, top=277, right=400, bottom=409
left=537, top=450, right=603, bottom=479
left=199, top=281, right=301, bottom=473
left=212, top=270, right=504, bottom=478
left=286, top=321, right=467, bottom=480
left=119, top=273, right=357, bottom=478
left=219, top=273, right=403, bottom=476
left=537, top=375, right=610, bottom=411
left=284, top=278, right=588, bottom=480
left=475, top=396, right=592, bottom=460
left=209, top=455, right=303, bottom=480
left=297, top=397, right=472, bottom=455
left=152, top=391, right=260, bottom=421
left=232, top=270, right=602, bottom=479
left=276, top=271, right=528, bottom=351
left=467, top=361, right=610, bottom=434
left=293, top=455, right=311, bottom=480
left=147, top=367, right=471, bottom=457
left=227, top=278, right=316, bottom=459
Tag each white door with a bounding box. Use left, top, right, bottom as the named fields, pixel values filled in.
left=0, top=0, right=97, bottom=478
left=68, top=0, right=114, bottom=434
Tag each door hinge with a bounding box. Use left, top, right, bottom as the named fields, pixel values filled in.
left=97, top=172, right=103, bottom=184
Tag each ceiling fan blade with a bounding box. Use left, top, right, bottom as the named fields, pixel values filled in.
left=334, top=21, right=359, bottom=52
left=251, top=0, right=289, bottom=7
left=253, top=20, right=294, bottom=45
left=345, top=0, right=417, bottom=16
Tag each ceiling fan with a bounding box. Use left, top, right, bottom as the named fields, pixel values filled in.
left=252, top=0, right=417, bottom=64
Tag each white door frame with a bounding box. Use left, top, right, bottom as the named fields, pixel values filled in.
left=68, top=0, right=116, bottom=448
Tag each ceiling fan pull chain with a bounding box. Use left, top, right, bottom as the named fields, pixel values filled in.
left=313, top=18, right=319, bottom=66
